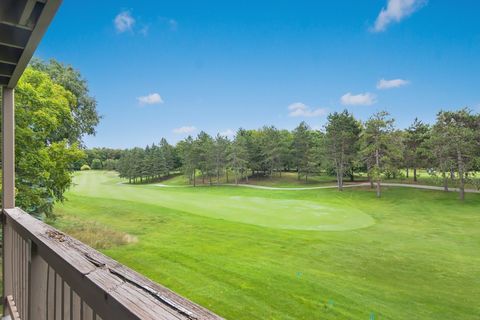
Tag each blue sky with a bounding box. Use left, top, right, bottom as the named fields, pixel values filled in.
left=36, top=0, right=480, bottom=148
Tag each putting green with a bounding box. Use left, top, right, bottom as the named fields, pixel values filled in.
left=71, top=171, right=374, bottom=231
left=187, top=195, right=375, bottom=231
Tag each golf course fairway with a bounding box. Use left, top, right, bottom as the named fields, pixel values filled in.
left=53, top=171, right=480, bottom=319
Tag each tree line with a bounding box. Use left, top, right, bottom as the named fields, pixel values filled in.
left=90, top=109, right=480, bottom=201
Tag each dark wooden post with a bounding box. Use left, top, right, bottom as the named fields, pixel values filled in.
left=2, top=86, right=15, bottom=316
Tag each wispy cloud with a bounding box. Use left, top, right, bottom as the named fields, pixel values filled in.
left=220, top=129, right=235, bottom=137
left=114, top=11, right=135, bottom=33
left=168, top=19, right=178, bottom=31
left=288, top=102, right=327, bottom=118
left=377, top=78, right=410, bottom=90
left=158, top=17, right=179, bottom=31
left=173, top=126, right=197, bottom=134
left=372, top=0, right=427, bottom=33
left=340, top=93, right=377, bottom=106
left=137, top=93, right=163, bottom=105
left=139, top=25, right=149, bottom=36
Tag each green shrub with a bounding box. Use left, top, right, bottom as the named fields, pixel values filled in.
left=104, top=159, right=117, bottom=171
left=91, top=158, right=102, bottom=170
left=80, top=164, right=91, bottom=171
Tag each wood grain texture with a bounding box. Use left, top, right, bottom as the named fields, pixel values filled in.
left=6, top=295, right=21, bottom=320
left=4, top=208, right=224, bottom=320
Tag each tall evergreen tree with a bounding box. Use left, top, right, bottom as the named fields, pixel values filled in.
left=325, top=110, right=362, bottom=191
left=229, top=130, right=249, bottom=184
left=195, top=131, right=215, bottom=184
left=361, top=111, right=403, bottom=197
left=160, top=138, right=175, bottom=176
left=405, top=118, right=430, bottom=182
left=213, top=134, right=230, bottom=183
left=177, top=136, right=197, bottom=186
left=426, top=109, right=479, bottom=200
left=261, top=126, right=284, bottom=176
left=292, top=122, right=314, bottom=181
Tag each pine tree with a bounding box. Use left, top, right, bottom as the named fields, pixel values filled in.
left=229, top=130, right=249, bottom=184
left=425, top=109, right=479, bottom=200
left=160, top=138, right=175, bottom=176
left=325, top=110, right=362, bottom=191
left=361, top=111, right=403, bottom=197
left=213, top=134, right=230, bottom=183
left=293, top=122, right=313, bottom=181
left=405, top=118, right=430, bottom=182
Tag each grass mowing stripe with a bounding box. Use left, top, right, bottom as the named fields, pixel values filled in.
left=53, top=171, right=480, bottom=319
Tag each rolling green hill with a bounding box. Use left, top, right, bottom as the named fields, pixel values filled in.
left=53, top=171, right=480, bottom=319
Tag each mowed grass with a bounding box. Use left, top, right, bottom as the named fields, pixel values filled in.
left=53, top=171, right=480, bottom=319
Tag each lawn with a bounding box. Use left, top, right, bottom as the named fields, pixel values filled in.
left=160, top=171, right=347, bottom=187
left=53, top=171, right=480, bottom=319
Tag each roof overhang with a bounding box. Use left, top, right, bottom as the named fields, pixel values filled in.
left=0, top=0, right=62, bottom=88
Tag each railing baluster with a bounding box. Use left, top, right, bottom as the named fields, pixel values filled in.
left=17, top=232, right=20, bottom=312
left=68, top=287, right=73, bottom=320
left=59, top=279, right=65, bottom=320
left=25, top=239, right=29, bottom=320
left=63, top=281, right=70, bottom=320
left=21, top=238, right=23, bottom=320
left=55, top=274, right=62, bottom=320
left=14, top=232, right=18, bottom=309
left=53, top=270, right=57, bottom=320
left=80, top=298, right=83, bottom=320
left=26, top=239, right=30, bottom=320
left=29, top=245, right=48, bottom=320
left=82, top=302, right=93, bottom=320
left=21, top=236, right=25, bottom=319
left=47, top=266, right=55, bottom=320
left=10, top=229, right=15, bottom=312
left=21, top=238, right=25, bottom=320
left=46, top=264, right=50, bottom=320
left=4, top=222, right=13, bottom=314
left=72, top=291, right=81, bottom=320
left=18, top=236, right=25, bottom=319
left=12, top=231, right=15, bottom=306
left=4, top=208, right=224, bottom=320
left=14, top=233, right=17, bottom=316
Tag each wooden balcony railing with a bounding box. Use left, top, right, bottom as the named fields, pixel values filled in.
left=2, top=208, right=224, bottom=320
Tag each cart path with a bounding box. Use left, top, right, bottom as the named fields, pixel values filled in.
left=223, top=182, right=480, bottom=193
left=154, top=182, right=479, bottom=193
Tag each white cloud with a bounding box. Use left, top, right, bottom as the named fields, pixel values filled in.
left=372, top=0, right=426, bottom=33
left=168, top=19, right=178, bottom=31
left=114, top=11, right=135, bottom=33
left=173, top=126, right=197, bottom=134
left=137, top=93, right=163, bottom=105
left=288, top=102, right=327, bottom=118
left=340, top=93, right=377, bottom=106
left=377, top=78, right=410, bottom=90
left=220, top=129, right=235, bottom=137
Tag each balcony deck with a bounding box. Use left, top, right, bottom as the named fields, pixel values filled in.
left=3, top=208, right=223, bottom=320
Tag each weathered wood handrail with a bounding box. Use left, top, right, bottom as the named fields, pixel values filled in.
left=3, top=208, right=223, bottom=320
left=6, top=295, right=21, bottom=320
